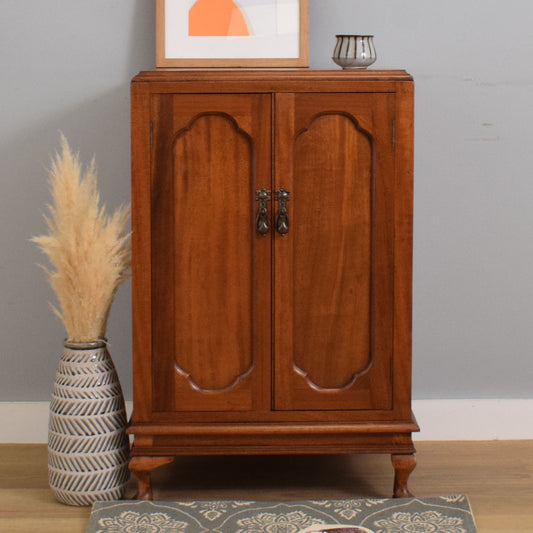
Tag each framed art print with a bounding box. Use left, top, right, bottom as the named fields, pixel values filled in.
left=156, top=0, right=309, bottom=67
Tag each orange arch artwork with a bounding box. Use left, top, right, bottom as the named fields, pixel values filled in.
left=189, top=0, right=251, bottom=36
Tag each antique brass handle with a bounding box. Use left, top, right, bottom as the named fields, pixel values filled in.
left=255, top=188, right=271, bottom=236
left=275, top=187, right=290, bottom=236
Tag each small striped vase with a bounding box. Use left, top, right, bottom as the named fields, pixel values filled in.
left=48, top=340, right=130, bottom=506
left=332, top=35, right=377, bottom=69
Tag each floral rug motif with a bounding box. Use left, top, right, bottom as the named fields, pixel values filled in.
left=86, top=496, right=477, bottom=533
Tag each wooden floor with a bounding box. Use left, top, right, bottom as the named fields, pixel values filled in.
left=0, top=441, right=532, bottom=532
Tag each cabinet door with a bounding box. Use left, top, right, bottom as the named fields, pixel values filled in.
left=150, top=94, right=272, bottom=413
left=274, top=93, right=396, bottom=411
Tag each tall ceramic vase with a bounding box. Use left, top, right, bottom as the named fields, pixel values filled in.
left=48, top=340, right=130, bottom=506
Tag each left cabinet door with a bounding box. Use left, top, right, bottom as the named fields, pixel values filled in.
left=150, top=93, right=272, bottom=413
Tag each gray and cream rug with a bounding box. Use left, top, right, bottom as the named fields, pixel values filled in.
left=86, top=496, right=477, bottom=532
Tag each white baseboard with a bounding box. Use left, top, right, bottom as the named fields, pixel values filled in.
left=413, top=399, right=533, bottom=440
left=1, top=399, right=532, bottom=443
left=0, top=402, right=132, bottom=444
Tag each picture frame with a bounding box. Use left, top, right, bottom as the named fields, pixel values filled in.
left=156, top=0, right=309, bottom=68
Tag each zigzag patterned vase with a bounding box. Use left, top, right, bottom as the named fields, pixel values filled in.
left=48, top=340, right=130, bottom=506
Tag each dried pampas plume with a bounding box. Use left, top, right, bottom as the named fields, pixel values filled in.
left=32, top=134, right=131, bottom=342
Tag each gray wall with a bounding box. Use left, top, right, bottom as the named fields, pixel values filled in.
left=1, top=0, right=532, bottom=401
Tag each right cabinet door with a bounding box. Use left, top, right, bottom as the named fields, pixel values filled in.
left=274, top=92, right=396, bottom=411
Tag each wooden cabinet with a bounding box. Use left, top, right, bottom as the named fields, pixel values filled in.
left=128, top=70, right=419, bottom=499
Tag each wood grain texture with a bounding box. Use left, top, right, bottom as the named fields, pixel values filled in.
left=128, top=421, right=420, bottom=436
left=150, top=93, right=272, bottom=413
left=172, top=114, right=254, bottom=392
left=131, top=82, right=154, bottom=422
left=392, top=453, right=417, bottom=498
left=273, top=93, right=395, bottom=412
left=2, top=442, right=533, bottom=533
left=292, top=113, right=372, bottom=389
left=129, top=456, right=174, bottom=500
left=133, top=70, right=413, bottom=83
left=392, top=82, right=415, bottom=419
left=130, top=70, right=416, bottom=498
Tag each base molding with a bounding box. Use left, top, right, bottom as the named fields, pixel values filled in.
left=1, top=399, right=533, bottom=443
left=128, top=417, right=418, bottom=456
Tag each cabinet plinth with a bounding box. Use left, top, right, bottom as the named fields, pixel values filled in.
left=129, top=70, right=418, bottom=498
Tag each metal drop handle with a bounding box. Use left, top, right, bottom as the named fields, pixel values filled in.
left=255, top=188, right=271, bottom=236
left=275, top=187, right=290, bottom=236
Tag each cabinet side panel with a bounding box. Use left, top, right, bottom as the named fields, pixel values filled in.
left=131, top=82, right=153, bottom=421
left=393, top=82, right=415, bottom=418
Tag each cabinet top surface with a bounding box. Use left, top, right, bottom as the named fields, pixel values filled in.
left=132, top=69, right=413, bottom=83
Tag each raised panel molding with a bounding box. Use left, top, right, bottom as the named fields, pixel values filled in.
left=171, top=111, right=254, bottom=148
left=291, top=112, right=373, bottom=391
left=294, top=111, right=374, bottom=142
left=292, top=360, right=372, bottom=393
left=172, top=113, right=255, bottom=393
left=173, top=362, right=255, bottom=394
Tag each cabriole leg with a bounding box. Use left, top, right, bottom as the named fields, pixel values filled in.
left=391, top=453, right=417, bottom=498
left=129, top=456, right=174, bottom=500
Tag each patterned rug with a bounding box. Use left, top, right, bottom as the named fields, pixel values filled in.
left=86, top=496, right=477, bottom=532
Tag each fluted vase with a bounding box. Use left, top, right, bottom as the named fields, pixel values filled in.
left=48, top=340, right=130, bottom=506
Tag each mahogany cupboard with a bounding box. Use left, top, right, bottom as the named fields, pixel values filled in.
left=128, top=70, right=419, bottom=499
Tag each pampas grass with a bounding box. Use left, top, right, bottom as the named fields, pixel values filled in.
left=32, top=134, right=131, bottom=343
